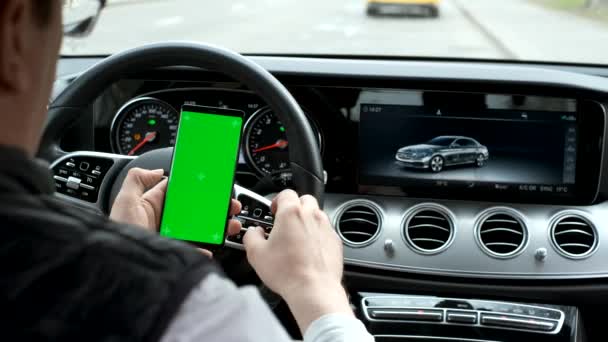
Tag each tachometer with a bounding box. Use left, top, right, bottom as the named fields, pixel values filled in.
left=111, top=97, right=179, bottom=155
left=244, top=107, right=321, bottom=175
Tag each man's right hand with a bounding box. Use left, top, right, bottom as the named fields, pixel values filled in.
left=243, top=190, right=353, bottom=334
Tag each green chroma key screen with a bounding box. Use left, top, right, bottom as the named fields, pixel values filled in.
left=160, top=105, right=244, bottom=246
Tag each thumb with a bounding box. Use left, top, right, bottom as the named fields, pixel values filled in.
left=142, top=178, right=168, bottom=205
left=121, top=168, right=165, bottom=197
left=243, top=227, right=267, bottom=266
left=141, top=178, right=168, bottom=227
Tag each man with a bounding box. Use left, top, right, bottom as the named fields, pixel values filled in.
left=0, top=0, right=375, bottom=341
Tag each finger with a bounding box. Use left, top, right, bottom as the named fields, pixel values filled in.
left=141, top=178, right=167, bottom=206
left=243, top=226, right=267, bottom=265
left=229, top=199, right=242, bottom=216
left=271, top=189, right=300, bottom=215
left=299, top=194, right=319, bottom=210
left=140, top=178, right=168, bottom=228
left=197, top=248, right=213, bottom=258
left=121, top=168, right=165, bottom=197
left=314, top=209, right=331, bottom=226
left=227, top=218, right=242, bottom=236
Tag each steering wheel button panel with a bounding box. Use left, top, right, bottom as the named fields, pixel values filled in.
left=227, top=185, right=275, bottom=247
left=52, top=156, right=115, bottom=204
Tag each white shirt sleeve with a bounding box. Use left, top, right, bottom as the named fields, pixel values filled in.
left=303, top=313, right=375, bottom=342
left=160, top=274, right=375, bottom=342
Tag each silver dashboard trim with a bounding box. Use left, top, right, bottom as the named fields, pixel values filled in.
left=324, top=193, right=608, bottom=280
left=473, top=207, right=529, bottom=259
left=548, top=210, right=599, bottom=260
left=401, top=203, right=456, bottom=255
left=342, top=255, right=608, bottom=279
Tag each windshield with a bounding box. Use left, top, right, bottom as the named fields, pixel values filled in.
left=427, top=137, right=455, bottom=146
left=62, top=1, right=608, bottom=65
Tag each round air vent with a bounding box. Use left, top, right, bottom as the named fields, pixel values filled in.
left=403, top=204, right=455, bottom=254
left=335, top=201, right=382, bottom=247
left=476, top=209, right=527, bottom=258
left=550, top=213, right=598, bottom=259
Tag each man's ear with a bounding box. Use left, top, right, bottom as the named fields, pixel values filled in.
left=0, top=0, right=30, bottom=93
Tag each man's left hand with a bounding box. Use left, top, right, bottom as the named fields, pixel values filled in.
left=110, top=168, right=243, bottom=237
left=110, top=168, right=168, bottom=232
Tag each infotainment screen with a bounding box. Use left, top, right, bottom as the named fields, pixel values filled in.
left=359, top=103, right=579, bottom=198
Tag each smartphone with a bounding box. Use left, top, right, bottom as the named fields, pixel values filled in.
left=160, top=105, right=244, bottom=249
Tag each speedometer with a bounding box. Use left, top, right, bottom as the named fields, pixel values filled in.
left=244, top=107, right=322, bottom=175
left=111, top=97, right=179, bottom=155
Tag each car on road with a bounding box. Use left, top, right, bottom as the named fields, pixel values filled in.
left=395, top=136, right=489, bottom=172
left=366, top=0, right=440, bottom=17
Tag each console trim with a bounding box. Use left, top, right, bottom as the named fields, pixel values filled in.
left=361, top=294, right=565, bottom=335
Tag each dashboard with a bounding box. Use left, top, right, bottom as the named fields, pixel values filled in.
left=53, top=56, right=608, bottom=341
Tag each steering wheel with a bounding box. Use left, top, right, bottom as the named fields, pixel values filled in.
left=41, top=42, right=324, bottom=212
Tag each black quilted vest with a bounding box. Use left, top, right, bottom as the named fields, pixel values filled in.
left=0, top=147, right=219, bottom=341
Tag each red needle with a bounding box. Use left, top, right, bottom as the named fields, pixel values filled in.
left=128, top=132, right=157, bottom=156
left=253, top=139, right=288, bottom=153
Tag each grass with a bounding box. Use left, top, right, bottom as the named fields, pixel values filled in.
left=531, top=0, right=608, bottom=22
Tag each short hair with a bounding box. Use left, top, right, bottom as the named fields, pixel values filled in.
left=31, top=1, right=54, bottom=26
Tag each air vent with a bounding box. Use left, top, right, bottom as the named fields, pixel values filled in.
left=404, top=205, right=454, bottom=254
left=551, top=214, right=597, bottom=259
left=335, top=201, right=382, bottom=247
left=477, top=209, right=527, bottom=258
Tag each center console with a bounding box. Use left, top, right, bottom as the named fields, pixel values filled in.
left=358, top=293, right=578, bottom=342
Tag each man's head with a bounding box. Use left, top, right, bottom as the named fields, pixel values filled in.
left=0, top=0, right=63, bottom=156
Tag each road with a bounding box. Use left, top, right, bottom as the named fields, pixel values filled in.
left=62, top=0, right=608, bottom=64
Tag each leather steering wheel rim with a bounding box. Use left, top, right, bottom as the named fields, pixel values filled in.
left=41, top=42, right=324, bottom=203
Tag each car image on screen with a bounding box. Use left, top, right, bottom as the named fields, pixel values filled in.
left=395, top=136, right=489, bottom=173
